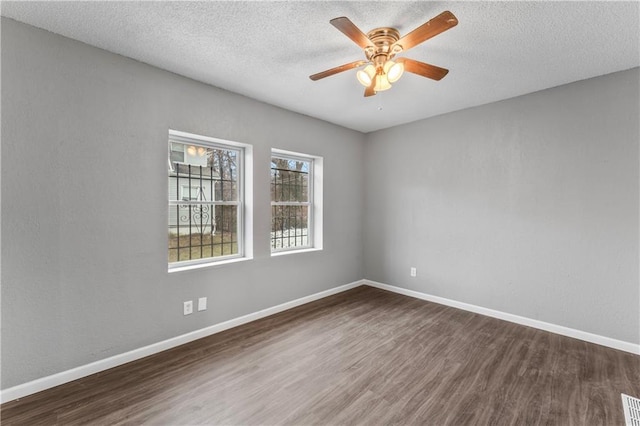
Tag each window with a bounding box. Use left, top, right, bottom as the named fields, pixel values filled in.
left=181, top=185, right=204, bottom=201
left=168, top=130, right=252, bottom=269
left=271, top=150, right=322, bottom=253
left=169, top=142, right=185, bottom=164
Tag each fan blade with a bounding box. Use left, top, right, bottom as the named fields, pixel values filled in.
left=364, top=78, right=376, bottom=97
left=309, top=60, right=368, bottom=81
left=396, top=58, right=449, bottom=80
left=330, top=17, right=373, bottom=49
left=392, top=11, right=458, bottom=52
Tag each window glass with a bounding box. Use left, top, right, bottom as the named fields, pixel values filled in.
left=270, top=155, right=312, bottom=252
left=168, top=137, right=243, bottom=266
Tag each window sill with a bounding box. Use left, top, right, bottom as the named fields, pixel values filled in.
left=271, top=247, right=323, bottom=257
left=168, top=256, right=252, bottom=273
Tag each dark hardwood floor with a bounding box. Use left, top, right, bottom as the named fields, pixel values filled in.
left=2, top=286, right=639, bottom=425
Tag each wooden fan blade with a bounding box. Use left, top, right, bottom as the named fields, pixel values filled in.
left=330, top=17, right=373, bottom=49
left=364, top=78, right=376, bottom=97
left=396, top=58, right=449, bottom=80
left=392, top=11, right=458, bottom=52
left=309, top=60, right=368, bottom=81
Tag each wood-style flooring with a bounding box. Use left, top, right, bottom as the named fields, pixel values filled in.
left=2, top=286, right=639, bottom=425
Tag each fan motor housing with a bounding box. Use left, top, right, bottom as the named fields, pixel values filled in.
left=365, top=27, right=401, bottom=61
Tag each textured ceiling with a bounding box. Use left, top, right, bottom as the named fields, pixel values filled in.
left=2, top=1, right=639, bottom=133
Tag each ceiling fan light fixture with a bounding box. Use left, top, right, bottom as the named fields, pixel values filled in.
left=310, top=11, right=458, bottom=97
left=384, top=60, right=404, bottom=83
left=356, top=64, right=376, bottom=87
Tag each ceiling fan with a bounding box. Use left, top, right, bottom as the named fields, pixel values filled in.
left=309, top=11, right=458, bottom=97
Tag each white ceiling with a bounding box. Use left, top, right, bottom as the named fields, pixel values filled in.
left=2, top=1, right=639, bottom=133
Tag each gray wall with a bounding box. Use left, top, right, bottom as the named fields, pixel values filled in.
left=364, top=68, right=639, bottom=344
left=1, top=18, right=365, bottom=389
left=2, top=17, right=638, bottom=392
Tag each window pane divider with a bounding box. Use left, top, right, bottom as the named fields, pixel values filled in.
left=169, top=200, right=239, bottom=206
left=270, top=201, right=310, bottom=206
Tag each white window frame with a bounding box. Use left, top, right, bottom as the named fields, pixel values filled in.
left=271, top=149, right=323, bottom=255
left=168, top=130, right=253, bottom=272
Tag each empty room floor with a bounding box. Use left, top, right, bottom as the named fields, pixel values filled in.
left=2, top=286, right=639, bottom=425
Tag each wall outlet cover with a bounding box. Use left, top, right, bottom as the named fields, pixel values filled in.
left=183, top=300, right=193, bottom=315
left=198, top=297, right=207, bottom=311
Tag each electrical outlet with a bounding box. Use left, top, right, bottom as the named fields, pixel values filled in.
left=198, top=297, right=207, bottom=312
left=183, top=300, right=193, bottom=315
left=410, top=267, right=417, bottom=277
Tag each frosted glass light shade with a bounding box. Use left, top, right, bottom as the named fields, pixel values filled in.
left=356, top=65, right=376, bottom=87
left=374, top=74, right=392, bottom=92
left=384, top=60, right=404, bottom=83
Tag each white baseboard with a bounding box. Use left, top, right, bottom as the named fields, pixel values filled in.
left=364, top=279, right=640, bottom=355
left=4, top=278, right=637, bottom=403
left=0, top=279, right=365, bottom=404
